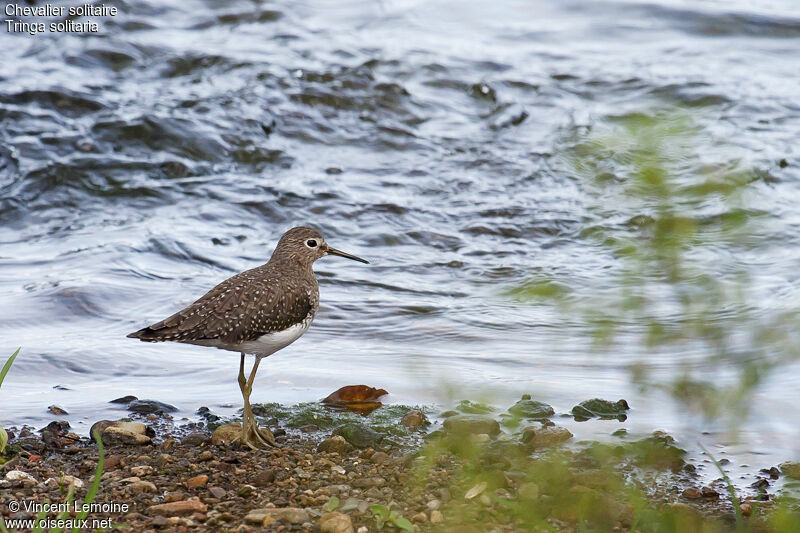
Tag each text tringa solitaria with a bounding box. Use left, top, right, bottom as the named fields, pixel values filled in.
left=127, top=226, right=369, bottom=448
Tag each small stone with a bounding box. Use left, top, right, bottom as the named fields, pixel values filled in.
left=443, top=415, right=500, bottom=436
left=101, top=421, right=152, bottom=445
left=48, top=405, right=69, bottom=415
left=110, top=395, right=137, bottom=404
left=211, top=423, right=241, bottom=446
left=185, top=474, right=209, bottom=488
left=426, top=499, right=440, bottom=510
left=272, top=508, right=310, bottom=524
left=151, top=515, right=168, bottom=527
left=740, top=503, right=753, bottom=516
left=318, top=511, right=353, bottom=533
left=318, top=435, right=352, bottom=455
left=682, top=487, right=702, bottom=499
left=165, top=491, right=185, bottom=502
left=44, top=475, right=84, bottom=489
left=149, top=500, right=207, bottom=516
left=238, top=484, right=256, bottom=498
left=209, top=486, right=226, bottom=499
left=464, top=481, right=487, bottom=500
left=521, top=426, right=573, bottom=447
left=357, top=527, right=368, bottom=533
left=130, top=465, right=154, bottom=477
left=701, top=486, right=719, bottom=498
left=411, top=512, right=427, bottom=523
left=6, top=470, right=36, bottom=482
left=182, top=432, right=211, bottom=447
left=370, top=451, right=389, bottom=465
left=430, top=510, right=444, bottom=523
left=253, top=469, right=275, bottom=487
left=351, top=477, right=385, bottom=488
left=130, top=480, right=157, bottom=494
left=400, top=410, right=428, bottom=429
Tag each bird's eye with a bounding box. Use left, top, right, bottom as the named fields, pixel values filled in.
left=305, top=239, right=318, bottom=248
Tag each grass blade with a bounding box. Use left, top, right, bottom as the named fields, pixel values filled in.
left=0, top=348, right=21, bottom=389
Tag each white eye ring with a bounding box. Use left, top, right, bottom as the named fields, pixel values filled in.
left=305, top=239, right=318, bottom=248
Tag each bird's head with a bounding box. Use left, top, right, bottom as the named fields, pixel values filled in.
left=272, top=226, right=369, bottom=266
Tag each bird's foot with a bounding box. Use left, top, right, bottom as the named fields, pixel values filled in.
left=234, top=420, right=277, bottom=449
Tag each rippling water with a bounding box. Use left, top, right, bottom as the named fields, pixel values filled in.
left=2, top=0, right=800, bottom=480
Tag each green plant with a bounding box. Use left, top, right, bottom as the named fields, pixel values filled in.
left=0, top=348, right=21, bottom=456
left=370, top=504, right=414, bottom=532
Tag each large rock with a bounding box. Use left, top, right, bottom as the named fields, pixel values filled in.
left=318, top=511, right=354, bottom=533
left=571, top=399, right=630, bottom=421
left=127, top=399, right=178, bottom=415
left=508, top=397, right=555, bottom=419
left=442, top=414, right=500, bottom=436
left=333, top=423, right=382, bottom=449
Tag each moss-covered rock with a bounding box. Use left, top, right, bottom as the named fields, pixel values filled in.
left=572, top=399, right=630, bottom=421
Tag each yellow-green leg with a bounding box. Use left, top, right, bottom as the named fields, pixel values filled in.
left=234, top=353, right=275, bottom=449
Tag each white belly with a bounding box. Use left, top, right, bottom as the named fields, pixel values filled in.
left=186, top=321, right=311, bottom=357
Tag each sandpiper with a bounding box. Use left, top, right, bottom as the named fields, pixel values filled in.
left=127, top=226, right=369, bottom=448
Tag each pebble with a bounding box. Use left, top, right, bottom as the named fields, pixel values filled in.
left=5, top=470, right=36, bottom=482
left=209, top=486, right=226, bottom=499
left=130, top=480, right=157, bottom=494
left=521, top=426, right=573, bottom=447
left=48, top=405, right=68, bottom=415
left=740, top=503, right=753, bottom=516
left=318, top=511, right=354, bottom=533
left=44, top=475, right=83, bottom=489
left=246, top=507, right=310, bottom=525
left=130, top=465, right=154, bottom=477
left=426, top=499, right=440, bottom=510
left=411, top=512, right=428, bottom=523
left=318, top=435, right=352, bottom=455
left=182, top=432, right=211, bottom=447
left=149, top=500, right=208, bottom=516
left=400, top=410, right=428, bottom=429
left=253, top=469, right=275, bottom=486
left=370, top=451, right=390, bottom=464
left=465, top=481, right=487, bottom=500
left=430, top=510, right=444, bottom=523
left=165, top=491, right=185, bottom=502
left=185, top=474, right=209, bottom=488
left=100, top=421, right=152, bottom=445
left=682, top=487, right=702, bottom=499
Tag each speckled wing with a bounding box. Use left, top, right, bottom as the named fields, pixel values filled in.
left=127, top=267, right=313, bottom=345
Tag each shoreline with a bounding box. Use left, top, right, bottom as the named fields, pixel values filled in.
left=2, top=398, right=797, bottom=532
